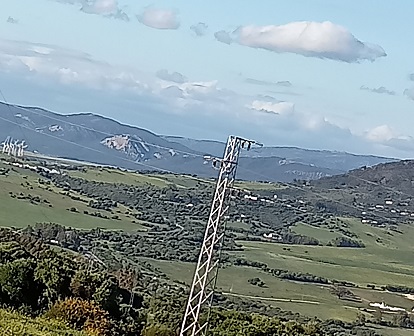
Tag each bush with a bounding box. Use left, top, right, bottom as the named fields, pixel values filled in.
left=141, top=324, right=176, bottom=336
left=45, top=298, right=111, bottom=336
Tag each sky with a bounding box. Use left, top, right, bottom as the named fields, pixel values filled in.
left=1, top=0, right=414, bottom=158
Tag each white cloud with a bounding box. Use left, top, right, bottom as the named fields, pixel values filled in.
left=360, top=85, right=395, bottom=96
left=7, top=17, right=18, bottom=24
left=0, top=39, right=148, bottom=92
left=2, top=38, right=413, bottom=158
left=214, top=30, right=233, bottom=45
left=249, top=100, right=294, bottom=115
left=137, top=8, right=180, bottom=30
left=404, top=88, right=414, bottom=100
left=52, top=0, right=129, bottom=20
left=365, top=125, right=396, bottom=142
left=364, top=125, right=414, bottom=153
left=190, top=22, right=208, bottom=36
left=156, top=69, right=187, bottom=84
left=216, top=21, right=386, bottom=63
left=245, top=78, right=292, bottom=87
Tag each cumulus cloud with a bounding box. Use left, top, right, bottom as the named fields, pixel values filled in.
left=0, top=39, right=149, bottom=92
left=137, top=8, right=180, bottom=30
left=249, top=100, right=295, bottom=115
left=7, top=17, right=18, bottom=24
left=360, top=85, right=396, bottom=96
left=190, top=22, right=208, bottom=36
left=216, top=21, right=386, bottom=62
left=3, top=38, right=413, bottom=158
left=245, top=78, right=292, bottom=87
left=365, top=125, right=414, bottom=152
left=365, top=125, right=396, bottom=142
left=214, top=30, right=233, bottom=45
left=52, top=0, right=129, bottom=20
left=156, top=69, right=187, bottom=84
left=404, top=88, right=414, bottom=100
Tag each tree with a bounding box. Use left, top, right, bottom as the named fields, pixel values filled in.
left=392, top=311, right=410, bottom=328
left=0, top=258, right=42, bottom=311
left=331, top=285, right=350, bottom=299
left=34, top=250, right=75, bottom=308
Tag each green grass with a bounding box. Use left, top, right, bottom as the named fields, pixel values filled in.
left=0, top=164, right=145, bottom=231
left=154, top=174, right=212, bottom=188
left=67, top=167, right=212, bottom=189
left=238, top=218, right=414, bottom=288
left=0, top=309, right=85, bottom=336
left=293, top=223, right=344, bottom=243
left=67, top=167, right=170, bottom=187
left=227, top=220, right=251, bottom=230
left=143, top=259, right=414, bottom=324
left=238, top=241, right=414, bottom=288
left=235, top=180, right=285, bottom=191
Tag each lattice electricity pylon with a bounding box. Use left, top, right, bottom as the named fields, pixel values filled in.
left=180, top=135, right=261, bottom=336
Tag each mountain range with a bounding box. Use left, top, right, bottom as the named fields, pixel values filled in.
left=0, top=102, right=397, bottom=182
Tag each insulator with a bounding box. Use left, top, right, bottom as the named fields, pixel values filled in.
left=247, top=142, right=251, bottom=150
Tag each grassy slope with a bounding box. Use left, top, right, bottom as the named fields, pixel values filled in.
left=146, top=258, right=414, bottom=324
left=0, top=309, right=85, bottom=336
left=240, top=219, right=414, bottom=287
left=0, top=162, right=145, bottom=231
left=67, top=167, right=212, bottom=189
left=293, top=223, right=343, bottom=243
left=145, top=215, right=414, bottom=325
left=2, top=159, right=413, bottom=332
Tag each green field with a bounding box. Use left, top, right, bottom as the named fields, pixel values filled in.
left=144, top=259, right=414, bottom=323
left=0, top=309, right=85, bottom=336
left=2, top=157, right=414, bottom=334
left=66, top=167, right=211, bottom=189
left=0, top=163, right=145, bottom=231
left=67, top=167, right=172, bottom=187
left=239, top=219, right=414, bottom=288
left=235, top=180, right=285, bottom=191
left=143, top=215, right=414, bottom=325
left=293, top=223, right=344, bottom=243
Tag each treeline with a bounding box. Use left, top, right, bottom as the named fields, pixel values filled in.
left=384, top=285, right=414, bottom=294
left=233, top=258, right=330, bottom=285
left=50, top=174, right=334, bottom=246
left=327, top=237, right=365, bottom=248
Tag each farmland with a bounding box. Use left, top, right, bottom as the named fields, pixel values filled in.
left=0, top=155, right=413, bottom=335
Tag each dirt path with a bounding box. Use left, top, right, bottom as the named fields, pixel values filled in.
left=223, top=292, right=321, bottom=305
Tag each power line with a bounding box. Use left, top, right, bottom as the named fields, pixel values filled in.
left=0, top=114, right=174, bottom=174
left=0, top=100, right=408, bottom=224
left=6, top=101, right=412, bottom=202
left=1, top=102, right=201, bottom=157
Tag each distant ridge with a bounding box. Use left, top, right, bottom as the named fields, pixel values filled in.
left=0, top=101, right=396, bottom=182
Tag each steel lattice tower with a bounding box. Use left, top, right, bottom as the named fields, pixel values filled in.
left=180, top=135, right=259, bottom=336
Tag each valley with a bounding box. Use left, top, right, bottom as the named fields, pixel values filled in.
left=0, top=152, right=413, bottom=335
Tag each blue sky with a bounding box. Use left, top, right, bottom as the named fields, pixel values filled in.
left=1, top=0, right=414, bottom=158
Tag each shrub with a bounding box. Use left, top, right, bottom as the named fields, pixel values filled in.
left=45, top=298, right=111, bottom=336
left=141, top=324, right=176, bottom=336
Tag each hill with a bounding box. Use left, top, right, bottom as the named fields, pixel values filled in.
left=0, top=154, right=413, bottom=335
left=0, top=102, right=395, bottom=182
